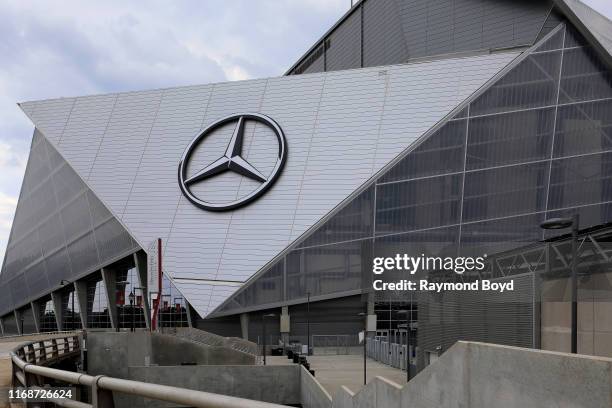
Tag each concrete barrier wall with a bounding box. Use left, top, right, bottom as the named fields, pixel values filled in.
left=87, top=331, right=254, bottom=379
left=127, top=365, right=301, bottom=407
left=332, top=341, right=612, bottom=408
left=300, top=365, right=332, bottom=408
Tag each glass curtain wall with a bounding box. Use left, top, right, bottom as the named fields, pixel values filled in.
left=221, top=23, right=612, bottom=318
left=117, top=268, right=146, bottom=329
left=87, top=275, right=111, bottom=328
left=62, top=289, right=81, bottom=330
left=158, top=275, right=189, bottom=327
left=39, top=298, right=57, bottom=332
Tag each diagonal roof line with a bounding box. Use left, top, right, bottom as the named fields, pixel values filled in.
left=556, top=0, right=612, bottom=66
left=210, top=25, right=566, bottom=318
left=14, top=118, right=146, bottom=256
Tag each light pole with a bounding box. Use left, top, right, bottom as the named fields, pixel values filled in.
left=129, top=291, right=135, bottom=332
left=397, top=309, right=411, bottom=382
left=540, top=214, right=579, bottom=354
left=358, top=312, right=367, bottom=385
left=262, top=313, right=276, bottom=365
left=306, top=292, right=311, bottom=356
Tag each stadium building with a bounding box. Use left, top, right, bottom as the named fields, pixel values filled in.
left=2, top=0, right=612, bottom=373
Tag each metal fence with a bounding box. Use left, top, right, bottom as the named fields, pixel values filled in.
left=312, top=334, right=358, bottom=355
left=366, top=336, right=416, bottom=372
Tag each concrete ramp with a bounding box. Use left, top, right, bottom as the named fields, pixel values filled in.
left=332, top=341, right=612, bottom=408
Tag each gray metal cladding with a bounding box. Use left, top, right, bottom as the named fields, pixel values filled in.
left=17, top=52, right=518, bottom=317
left=326, top=7, right=362, bottom=71
left=0, top=132, right=139, bottom=315
left=416, top=274, right=534, bottom=368
left=562, top=0, right=612, bottom=57
left=363, top=0, right=409, bottom=67
left=288, top=0, right=552, bottom=75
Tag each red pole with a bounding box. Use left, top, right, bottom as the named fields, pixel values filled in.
left=152, top=238, right=162, bottom=330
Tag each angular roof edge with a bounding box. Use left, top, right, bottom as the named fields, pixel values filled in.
left=556, top=0, right=612, bottom=64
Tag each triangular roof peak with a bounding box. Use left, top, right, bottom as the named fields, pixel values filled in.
left=556, top=0, right=612, bottom=61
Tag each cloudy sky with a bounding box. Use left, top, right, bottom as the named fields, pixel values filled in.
left=0, top=0, right=611, bottom=266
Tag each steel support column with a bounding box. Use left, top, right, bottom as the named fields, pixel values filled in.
left=240, top=313, right=249, bottom=341
left=74, top=281, right=89, bottom=329
left=30, top=301, right=41, bottom=333
left=14, top=309, right=22, bottom=335
left=101, top=268, right=119, bottom=330
left=51, top=291, right=64, bottom=331
left=133, top=251, right=151, bottom=329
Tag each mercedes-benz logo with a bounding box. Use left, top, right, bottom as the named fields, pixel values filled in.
left=178, top=113, right=287, bottom=211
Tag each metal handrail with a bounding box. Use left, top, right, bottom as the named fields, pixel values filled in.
left=11, top=333, right=288, bottom=408
left=0, top=329, right=78, bottom=340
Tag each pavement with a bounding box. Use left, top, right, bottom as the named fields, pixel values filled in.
left=0, top=339, right=25, bottom=408
left=0, top=333, right=76, bottom=408
left=267, top=354, right=407, bottom=396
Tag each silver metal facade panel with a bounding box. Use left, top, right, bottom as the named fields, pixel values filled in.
left=18, top=53, right=517, bottom=317
left=19, top=98, right=74, bottom=144
left=86, top=90, right=164, bottom=214
left=122, top=85, right=214, bottom=246
left=58, top=94, right=117, bottom=178
left=288, top=0, right=551, bottom=75
left=363, top=0, right=408, bottom=67
left=562, top=0, right=612, bottom=56
left=0, top=131, right=139, bottom=315
left=326, top=8, right=362, bottom=71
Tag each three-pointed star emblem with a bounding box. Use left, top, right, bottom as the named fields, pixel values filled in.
left=185, top=116, right=267, bottom=186
left=178, top=113, right=287, bottom=212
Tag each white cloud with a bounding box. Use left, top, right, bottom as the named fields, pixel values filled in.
left=0, top=0, right=611, bottom=269
left=0, top=0, right=349, bottom=267
left=0, top=191, right=18, bottom=266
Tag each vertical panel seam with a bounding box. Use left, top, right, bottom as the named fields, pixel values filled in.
left=86, top=94, right=120, bottom=182
left=288, top=74, right=328, bottom=243
left=120, top=90, right=166, bottom=218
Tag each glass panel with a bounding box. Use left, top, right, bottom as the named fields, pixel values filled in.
left=470, top=51, right=561, bottom=116
left=159, top=275, right=189, bottom=327
left=466, top=108, right=555, bottom=170
left=460, top=213, right=545, bottom=257
left=559, top=46, right=612, bottom=104
left=375, top=226, right=459, bottom=258
left=297, top=187, right=374, bottom=248
left=63, top=289, right=81, bottom=330
left=534, top=25, right=565, bottom=52
left=286, top=240, right=369, bottom=300
left=554, top=99, right=612, bottom=158
left=40, top=299, right=58, bottom=332
left=564, top=24, right=588, bottom=48
left=379, top=120, right=466, bottom=183
left=374, top=227, right=460, bottom=290
left=548, top=152, right=612, bottom=210
left=546, top=202, right=612, bottom=235
left=87, top=277, right=111, bottom=329
left=235, top=261, right=284, bottom=308
left=462, top=162, right=549, bottom=222
left=452, top=106, right=468, bottom=119
left=116, top=268, right=147, bottom=329
left=376, top=174, right=462, bottom=235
